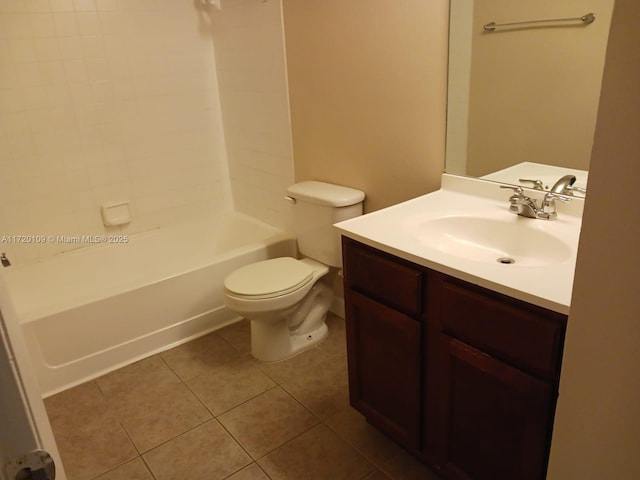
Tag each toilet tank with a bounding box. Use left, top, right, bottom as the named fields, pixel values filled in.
left=286, top=181, right=365, bottom=267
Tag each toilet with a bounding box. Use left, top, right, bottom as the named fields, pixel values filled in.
left=223, top=181, right=365, bottom=362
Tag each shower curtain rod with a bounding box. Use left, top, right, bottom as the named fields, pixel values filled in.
left=483, top=12, right=596, bottom=32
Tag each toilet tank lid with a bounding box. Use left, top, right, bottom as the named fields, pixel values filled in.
left=287, top=181, right=365, bottom=207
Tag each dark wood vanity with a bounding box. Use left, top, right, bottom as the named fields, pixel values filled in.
left=342, top=237, right=567, bottom=480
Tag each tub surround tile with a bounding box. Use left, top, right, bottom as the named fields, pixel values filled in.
left=186, top=353, right=275, bottom=416
left=108, top=381, right=212, bottom=453
left=0, top=0, right=236, bottom=266
left=143, top=419, right=251, bottom=480
left=160, top=331, right=241, bottom=381
left=217, top=386, right=318, bottom=460
left=94, top=458, right=154, bottom=480
left=258, top=424, right=376, bottom=480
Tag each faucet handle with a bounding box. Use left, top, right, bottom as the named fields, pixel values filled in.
left=500, top=186, right=526, bottom=214
left=541, top=191, right=571, bottom=218
left=544, top=191, right=572, bottom=202
left=566, top=184, right=587, bottom=194
left=499, top=185, right=524, bottom=193
left=518, top=178, right=545, bottom=190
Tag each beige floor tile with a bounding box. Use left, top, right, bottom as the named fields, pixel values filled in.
left=143, top=419, right=251, bottom=480
left=317, top=313, right=349, bottom=358
left=94, top=458, right=154, bottom=480
left=226, top=463, right=271, bottom=480
left=160, top=331, right=240, bottom=381
left=44, top=381, right=109, bottom=423
left=46, top=314, right=440, bottom=480
left=258, top=423, right=376, bottom=480
left=51, top=415, right=137, bottom=480
left=216, top=318, right=252, bottom=354
left=96, top=355, right=180, bottom=399
left=256, top=343, right=333, bottom=385
left=281, top=358, right=350, bottom=419
left=218, top=386, right=318, bottom=459
left=325, top=407, right=403, bottom=466
left=45, top=382, right=138, bottom=480
left=364, top=470, right=394, bottom=480
left=109, top=380, right=212, bottom=452
left=380, top=450, right=443, bottom=480
left=187, top=353, right=275, bottom=415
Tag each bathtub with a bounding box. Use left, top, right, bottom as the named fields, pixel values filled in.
left=5, top=213, right=296, bottom=397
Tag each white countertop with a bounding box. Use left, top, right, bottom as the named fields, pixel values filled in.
left=335, top=174, right=584, bottom=314
left=481, top=162, right=588, bottom=196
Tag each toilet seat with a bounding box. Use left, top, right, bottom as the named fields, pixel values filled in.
left=224, top=257, right=314, bottom=300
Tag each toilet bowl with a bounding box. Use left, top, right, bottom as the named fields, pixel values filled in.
left=223, top=181, right=365, bottom=362
left=224, top=257, right=332, bottom=361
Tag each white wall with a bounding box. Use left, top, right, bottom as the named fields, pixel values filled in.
left=548, top=1, right=640, bottom=478
left=0, top=0, right=232, bottom=265
left=207, top=0, right=294, bottom=229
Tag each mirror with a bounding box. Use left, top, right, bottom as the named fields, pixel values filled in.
left=445, top=0, right=615, bottom=196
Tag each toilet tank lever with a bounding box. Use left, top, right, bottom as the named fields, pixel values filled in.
left=284, top=195, right=297, bottom=204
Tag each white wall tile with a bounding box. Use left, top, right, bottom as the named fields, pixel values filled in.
left=210, top=0, right=294, bottom=229
left=53, top=12, right=79, bottom=36
left=0, top=0, right=232, bottom=264
left=33, top=37, right=61, bottom=61
left=51, top=1, right=75, bottom=13
left=73, top=0, right=97, bottom=13
left=29, top=13, right=57, bottom=37
left=0, top=13, right=31, bottom=39
left=25, top=1, right=52, bottom=13
left=76, top=12, right=100, bottom=36
left=9, top=38, right=37, bottom=62
left=1, top=0, right=294, bottom=264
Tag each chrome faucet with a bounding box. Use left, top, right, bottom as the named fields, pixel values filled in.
left=551, top=174, right=587, bottom=195
left=500, top=185, right=570, bottom=220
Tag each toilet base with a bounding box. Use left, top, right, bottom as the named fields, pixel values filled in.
left=251, top=321, right=328, bottom=362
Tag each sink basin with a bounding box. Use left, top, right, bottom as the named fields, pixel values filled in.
left=415, top=216, right=572, bottom=267
left=335, top=174, right=584, bottom=312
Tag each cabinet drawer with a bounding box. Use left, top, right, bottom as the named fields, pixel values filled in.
left=343, top=238, right=424, bottom=317
left=440, top=280, right=566, bottom=380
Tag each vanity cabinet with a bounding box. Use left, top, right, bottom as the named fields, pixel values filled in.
left=342, top=237, right=567, bottom=480
left=343, top=237, right=424, bottom=450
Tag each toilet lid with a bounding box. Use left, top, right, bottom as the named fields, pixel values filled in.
left=224, top=257, right=314, bottom=299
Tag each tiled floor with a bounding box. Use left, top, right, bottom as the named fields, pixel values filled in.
left=45, top=314, right=442, bottom=480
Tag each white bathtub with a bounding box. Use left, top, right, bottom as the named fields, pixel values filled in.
left=5, top=213, right=296, bottom=396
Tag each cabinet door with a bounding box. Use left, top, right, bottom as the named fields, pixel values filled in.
left=345, top=289, right=421, bottom=450
left=432, top=336, right=553, bottom=480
